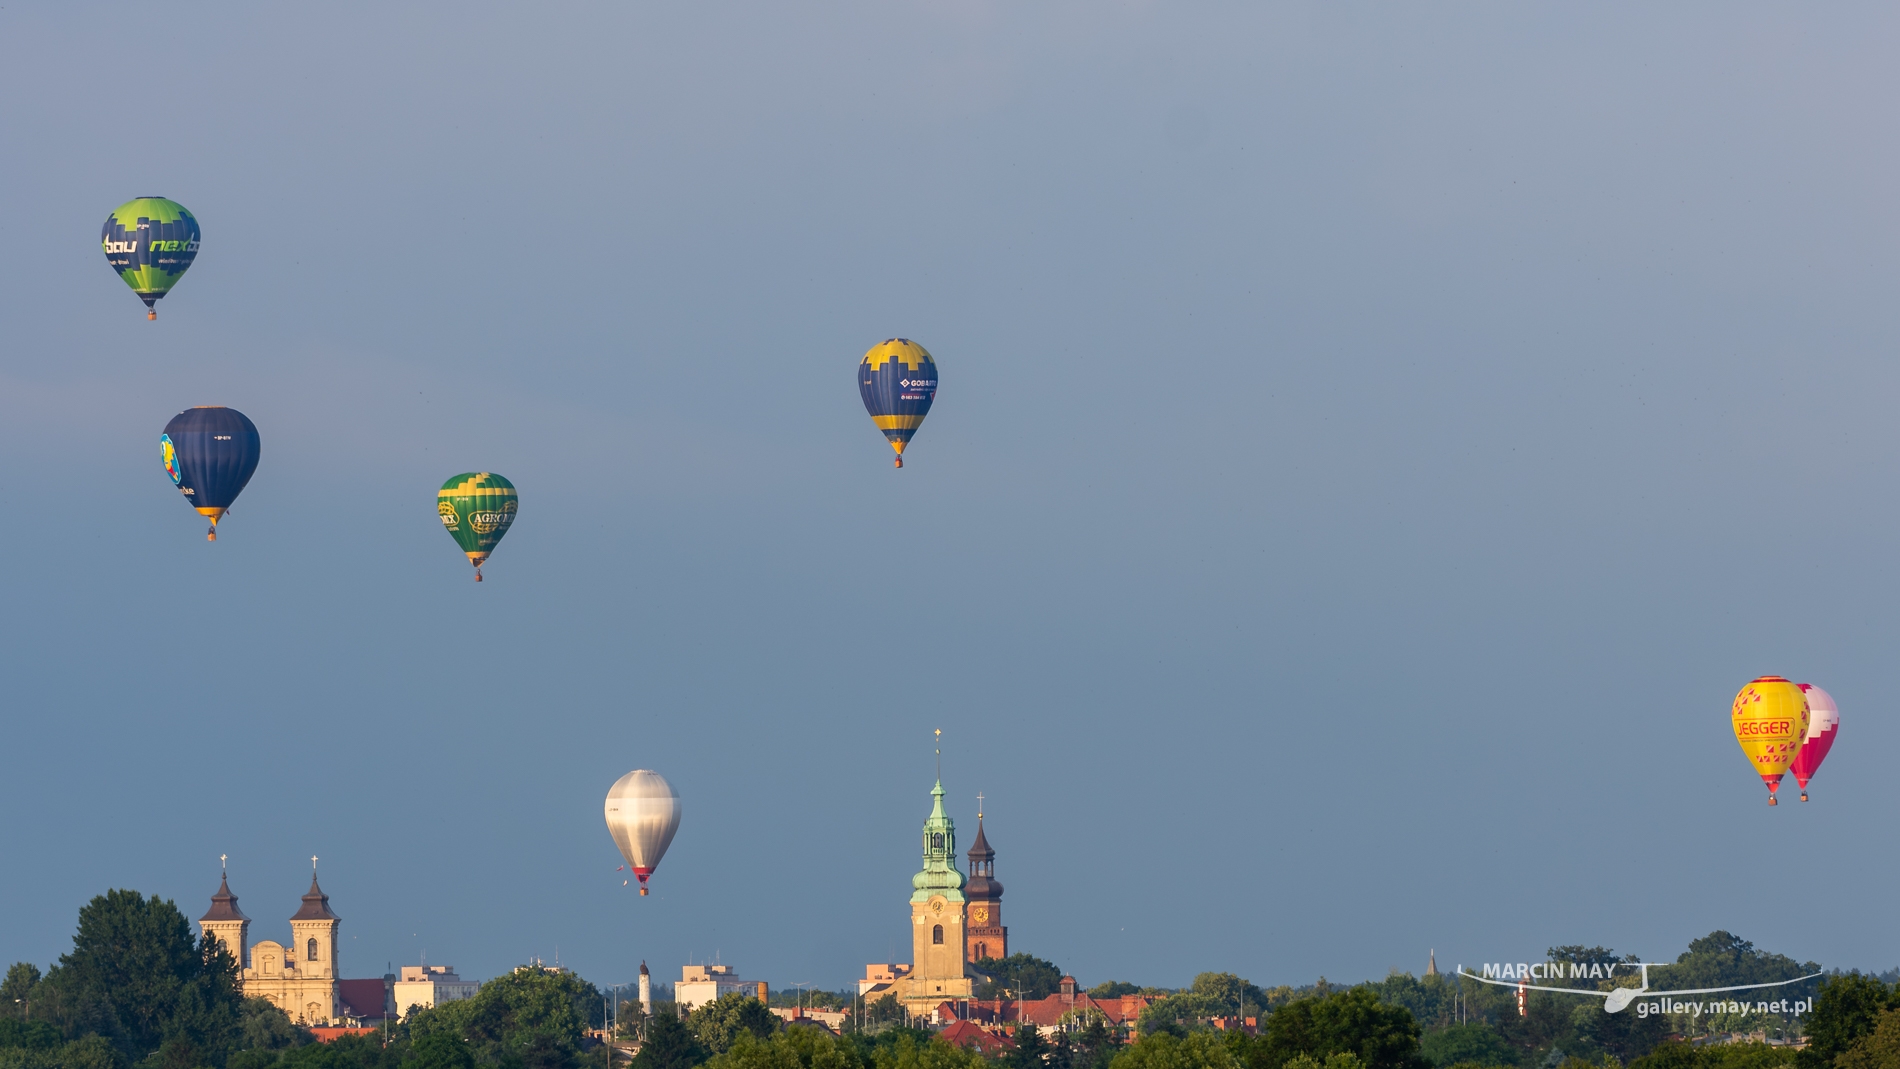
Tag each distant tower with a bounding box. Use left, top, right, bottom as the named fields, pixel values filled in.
left=639, top=961, right=651, bottom=1015
left=964, top=807, right=1007, bottom=964
left=289, top=870, right=342, bottom=991
left=199, top=868, right=251, bottom=968
left=900, top=778, right=973, bottom=1014
left=1426, top=950, right=1439, bottom=977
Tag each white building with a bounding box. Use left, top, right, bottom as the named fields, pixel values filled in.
left=675, top=965, right=767, bottom=1013
left=393, top=965, right=480, bottom=1017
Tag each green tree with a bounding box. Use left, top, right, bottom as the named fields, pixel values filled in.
left=1630, top=1041, right=1799, bottom=1069
left=632, top=1014, right=706, bottom=1069
left=1071, top=1017, right=1121, bottom=1069
left=1258, top=988, right=1425, bottom=1069
left=687, top=997, right=778, bottom=1056
left=1191, top=977, right=1269, bottom=1019
left=237, top=999, right=307, bottom=1054
left=704, top=1027, right=867, bottom=1069
left=0, top=1034, right=123, bottom=1069
left=1092, top=986, right=1141, bottom=1001
left=1568, top=987, right=1670, bottom=1063
left=1374, top=977, right=1455, bottom=1034
left=1669, top=935, right=1817, bottom=993
left=862, top=997, right=904, bottom=1029
left=1801, top=976, right=1899, bottom=1069
left=1629, top=1039, right=1699, bottom=1069
left=411, top=965, right=595, bottom=1069
left=1836, top=1010, right=1900, bottom=1069
left=1, top=966, right=42, bottom=1020
left=407, top=1032, right=478, bottom=1069
left=974, top=958, right=1065, bottom=1001
left=1418, top=1026, right=1511, bottom=1069
left=31, top=890, right=244, bottom=1064
left=0, top=1017, right=64, bottom=1053
left=1704, top=1045, right=1799, bottom=1069
left=1111, top=1031, right=1242, bottom=1069
left=1010, top=1026, right=1048, bottom=1069
left=1545, top=949, right=1629, bottom=991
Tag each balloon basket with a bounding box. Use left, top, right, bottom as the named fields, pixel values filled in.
left=474, top=571, right=483, bottom=582
left=1800, top=792, right=1809, bottom=802
left=148, top=310, right=157, bottom=321
left=1767, top=795, right=1777, bottom=805
left=639, top=887, right=648, bottom=896
left=894, top=457, right=903, bottom=468
left=207, top=527, right=217, bottom=542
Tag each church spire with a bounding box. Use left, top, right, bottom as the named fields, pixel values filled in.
left=965, top=817, right=1001, bottom=894
left=911, top=779, right=966, bottom=901
left=201, top=871, right=249, bottom=922
left=292, top=872, right=340, bottom=921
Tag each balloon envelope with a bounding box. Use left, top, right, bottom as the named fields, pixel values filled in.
left=104, top=198, right=200, bottom=318
left=1791, top=683, right=1839, bottom=793
left=438, top=473, right=517, bottom=579
left=605, top=770, right=681, bottom=895
left=1730, top=675, right=1809, bottom=803
left=161, top=407, right=260, bottom=540
left=859, top=338, right=937, bottom=467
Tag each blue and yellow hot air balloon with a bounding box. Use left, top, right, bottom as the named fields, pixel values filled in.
left=161, top=407, right=260, bottom=541
left=859, top=338, right=938, bottom=468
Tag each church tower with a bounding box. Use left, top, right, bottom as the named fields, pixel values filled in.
left=901, top=779, right=973, bottom=1013
left=288, top=872, right=341, bottom=984
left=963, top=812, right=1006, bottom=963
left=199, top=871, right=251, bottom=968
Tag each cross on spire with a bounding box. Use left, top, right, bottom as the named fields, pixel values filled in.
left=934, top=728, right=942, bottom=780
left=976, top=792, right=985, bottom=819
left=220, top=854, right=227, bottom=873
left=311, top=855, right=319, bottom=872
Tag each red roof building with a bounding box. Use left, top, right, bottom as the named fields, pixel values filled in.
left=937, top=976, right=1162, bottom=1038
left=940, top=1019, right=1017, bottom=1055
left=309, top=1026, right=381, bottom=1043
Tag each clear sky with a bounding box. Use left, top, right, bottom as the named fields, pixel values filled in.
left=2, top=3, right=1897, bottom=996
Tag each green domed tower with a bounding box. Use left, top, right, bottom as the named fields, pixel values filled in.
left=902, top=779, right=974, bottom=1014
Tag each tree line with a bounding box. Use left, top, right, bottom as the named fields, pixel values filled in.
left=8, top=892, right=1900, bottom=1069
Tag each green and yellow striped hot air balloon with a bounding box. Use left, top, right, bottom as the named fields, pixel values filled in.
left=102, top=197, right=200, bottom=319
left=437, top=473, right=517, bottom=581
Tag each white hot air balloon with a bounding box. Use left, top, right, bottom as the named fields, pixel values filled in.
left=605, top=770, right=681, bottom=896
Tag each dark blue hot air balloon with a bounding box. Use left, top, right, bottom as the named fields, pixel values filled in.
left=858, top=338, right=938, bottom=468
left=161, top=407, right=260, bottom=541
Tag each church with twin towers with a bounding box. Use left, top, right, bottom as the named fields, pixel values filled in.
left=196, top=859, right=392, bottom=1027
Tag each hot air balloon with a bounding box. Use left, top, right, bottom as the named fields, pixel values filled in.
left=605, top=770, right=681, bottom=896
left=1791, top=683, right=1839, bottom=802
left=1731, top=675, right=1809, bottom=805
left=161, top=407, right=260, bottom=541
left=437, top=473, right=517, bottom=582
left=859, top=338, right=938, bottom=468
left=103, top=198, right=200, bottom=320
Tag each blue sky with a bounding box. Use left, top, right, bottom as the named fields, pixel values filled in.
left=3, top=3, right=1898, bottom=995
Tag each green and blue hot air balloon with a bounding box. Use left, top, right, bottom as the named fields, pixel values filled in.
left=103, top=198, right=200, bottom=320
left=161, top=407, right=260, bottom=541
left=859, top=338, right=938, bottom=467
left=437, top=473, right=518, bottom=581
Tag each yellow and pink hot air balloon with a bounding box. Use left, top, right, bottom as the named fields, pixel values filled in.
left=1791, top=683, right=1839, bottom=802
left=1730, top=675, right=1808, bottom=806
